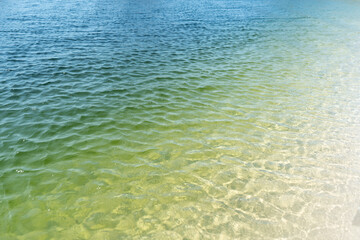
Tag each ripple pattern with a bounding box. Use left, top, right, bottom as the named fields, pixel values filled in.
left=1, top=0, right=360, bottom=239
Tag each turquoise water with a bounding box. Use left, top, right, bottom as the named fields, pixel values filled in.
left=1, top=0, right=360, bottom=239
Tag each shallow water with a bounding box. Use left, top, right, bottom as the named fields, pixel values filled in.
left=1, top=0, right=360, bottom=239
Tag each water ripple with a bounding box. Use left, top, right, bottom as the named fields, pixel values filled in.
left=1, top=0, right=360, bottom=239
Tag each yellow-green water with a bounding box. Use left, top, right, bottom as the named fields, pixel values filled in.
left=1, top=0, right=360, bottom=239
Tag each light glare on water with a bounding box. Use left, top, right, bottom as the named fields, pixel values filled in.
left=1, top=0, right=360, bottom=239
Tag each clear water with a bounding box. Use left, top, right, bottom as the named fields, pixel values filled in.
left=1, top=0, right=360, bottom=239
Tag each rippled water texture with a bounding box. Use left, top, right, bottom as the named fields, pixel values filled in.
left=1, top=0, right=360, bottom=239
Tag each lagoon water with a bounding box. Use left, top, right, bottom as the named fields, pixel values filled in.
left=1, top=0, right=360, bottom=239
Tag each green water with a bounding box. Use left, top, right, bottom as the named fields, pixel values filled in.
left=1, top=0, right=360, bottom=239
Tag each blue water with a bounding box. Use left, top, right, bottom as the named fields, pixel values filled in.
left=1, top=0, right=360, bottom=239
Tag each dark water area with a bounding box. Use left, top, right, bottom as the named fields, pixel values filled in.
left=1, top=0, right=360, bottom=239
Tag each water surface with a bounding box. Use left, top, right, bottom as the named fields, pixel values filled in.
left=1, top=0, right=360, bottom=239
